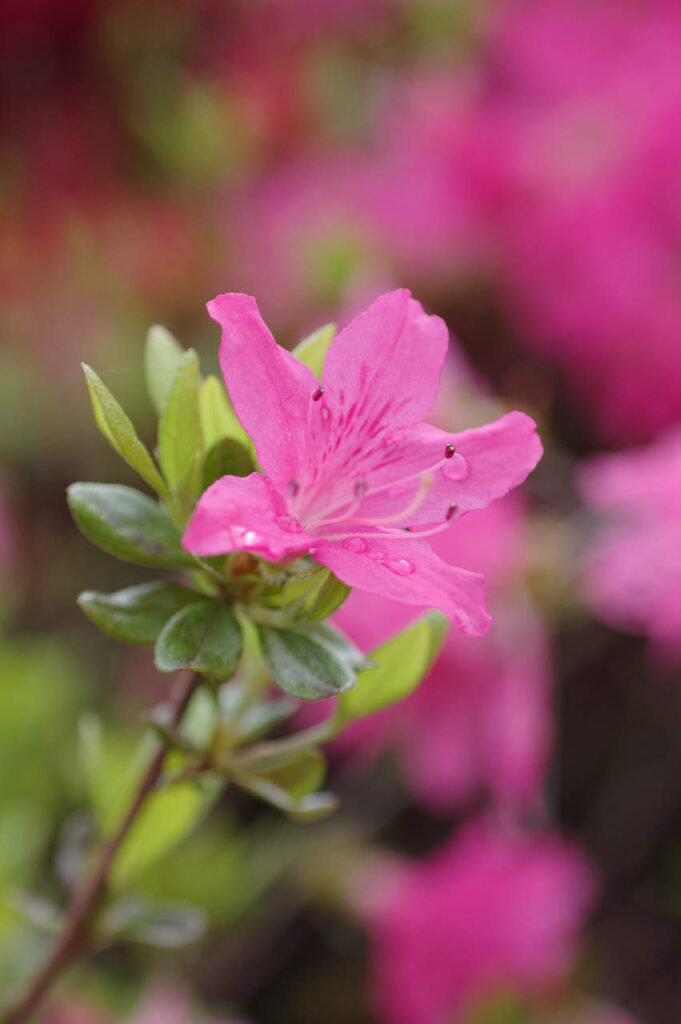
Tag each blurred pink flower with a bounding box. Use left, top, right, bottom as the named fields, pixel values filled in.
left=226, top=155, right=389, bottom=330
left=332, top=494, right=552, bottom=812
left=479, top=0, right=681, bottom=443
left=365, top=823, right=596, bottom=1024
left=183, top=290, right=542, bottom=631
left=579, top=429, right=681, bottom=660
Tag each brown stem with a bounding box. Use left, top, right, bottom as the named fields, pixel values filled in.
left=1, top=671, right=200, bottom=1024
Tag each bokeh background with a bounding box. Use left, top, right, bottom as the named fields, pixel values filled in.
left=2, top=1, right=681, bottom=1022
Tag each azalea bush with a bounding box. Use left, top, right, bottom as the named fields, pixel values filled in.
left=1, top=290, right=543, bottom=1018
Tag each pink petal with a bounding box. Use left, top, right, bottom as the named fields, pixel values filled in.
left=354, top=413, right=541, bottom=528
left=182, top=472, right=313, bottom=562
left=315, top=536, right=491, bottom=635
left=208, top=292, right=318, bottom=488
left=322, top=289, right=448, bottom=432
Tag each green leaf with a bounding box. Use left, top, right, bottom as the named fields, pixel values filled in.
left=78, top=582, right=204, bottom=646
left=82, top=364, right=168, bottom=500
left=199, top=374, right=253, bottom=454
left=202, top=437, right=254, bottom=490
left=234, top=770, right=337, bottom=821
left=292, top=322, right=336, bottom=379
left=338, top=612, right=449, bottom=722
left=278, top=565, right=350, bottom=618
left=78, top=717, right=212, bottom=887
left=113, top=782, right=209, bottom=887
left=144, top=325, right=185, bottom=415
left=155, top=602, right=243, bottom=682
left=258, top=623, right=364, bottom=701
left=67, top=483, right=195, bottom=568
left=158, top=349, right=203, bottom=513
left=101, top=896, right=207, bottom=948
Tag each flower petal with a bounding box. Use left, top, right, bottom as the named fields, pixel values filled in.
left=352, top=414, right=541, bottom=528
left=444, top=412, right=543, bottom=513
left=182, top=472, right=313, bottom=562
left=208, top=292, right=318, bottom=487
left=315, top=536, right=491, bottom=635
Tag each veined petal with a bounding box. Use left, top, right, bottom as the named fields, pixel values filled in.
left=323, top=290, right=448, bottom=427
left=208, top=293, right=318, bottom=487
left=315, top=536, right=491, bottom=635
left=302, top=292, right=448, bottom=500
left=351, top=414, right=541, bottom=529
left=182, top=472, right=313, bottom=562
left=443, top=411, right=543, bottom=514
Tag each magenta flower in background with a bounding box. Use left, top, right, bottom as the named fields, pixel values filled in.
left=579, top=429, right=681, bottom=661
left=329, top=495, right=551, bottom=812
left=364, top=823, right=596, bottom=1024
left=479, top=0, right=681, bottom=443
left=183, top=289, right=542, bottom=632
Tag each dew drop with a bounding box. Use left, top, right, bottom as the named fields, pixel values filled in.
left=321, top=407, right=330, bottom=420
left=276, top=515, right=301, bottom=534
left=367, top=549, right=386, bottom=562
left=242, top=530, right=260, bottom=546
left=385, top=558, right=415, bottom=576
left=343, top=537, right=368, bottom=554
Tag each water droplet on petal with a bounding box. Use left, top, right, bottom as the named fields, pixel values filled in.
left=368, top=549, right=386, bottom=562
left=385, top=558, right=415, bottom=576
left=242, top=530, right=260, bottom=546
left=277, top=515, right=301, bottom=534
left=321, top=407, right=330, bottom=420
left=343, top=537, right=368, bottom=553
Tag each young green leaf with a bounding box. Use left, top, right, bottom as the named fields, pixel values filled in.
left=202, top=437, right=254, bottom=490
left=338, top=612, right=449, bottom=722
left=158, top=349, right=203, bottom=511
left=101, top=896, right=207, bottom=948
left=67, top=483, right=195, bottom=568
left=292, top=322, right=336, bottom=379
left=279, top=566, right=350, bottom=623
left=82, top=364, right=169, bottom=500
left=234, top=769, right=337, bottom=821
left=144, top=325, right=185, bottom=415
left=155, top=602, right=243, bottom=682
left=199, top=374, right=254, bottom=454
left=257, top=623, right=362, bottom=700
left=112, top=782, right=209, bottom=888
left=78, top=582, right=205, bottom=646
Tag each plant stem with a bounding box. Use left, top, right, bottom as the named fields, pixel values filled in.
left=1, top=671, right=200, bottom=1024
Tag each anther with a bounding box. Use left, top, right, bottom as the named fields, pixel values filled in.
left=446, top=504, right=458, bottom=521
left=444, top=443, right=456, bottom=459
left=312, top=386, right=325, bottom=402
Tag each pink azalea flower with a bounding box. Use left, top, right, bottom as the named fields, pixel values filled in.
left=477, top=0, right=681, bottom=443
left=364, top=823, right=596, bottom=1024
left=318, top=494, right=551, bottom=812
left=183, top=290, right=542, bottom=632
left=579, top=429, right=681, bottom=661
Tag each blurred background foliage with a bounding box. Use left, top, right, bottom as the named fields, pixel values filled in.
left=2, top=1, right=681, bottom=1022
